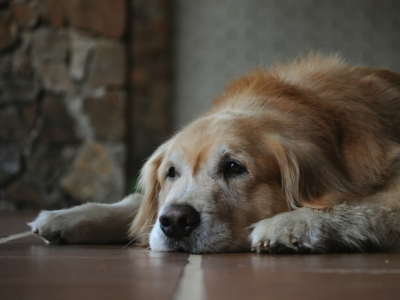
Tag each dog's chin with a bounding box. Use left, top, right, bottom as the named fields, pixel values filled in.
left=149, top=220, right=249, bottom=254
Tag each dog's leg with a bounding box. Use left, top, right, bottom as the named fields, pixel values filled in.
left=250, top=203, right=400, bottom=254
left=28, top=194, right=142, bottom=244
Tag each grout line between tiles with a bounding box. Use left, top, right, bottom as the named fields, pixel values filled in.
left=0, top=231, right=33, bottom=244
left=173, top=254, right=205, bottom=300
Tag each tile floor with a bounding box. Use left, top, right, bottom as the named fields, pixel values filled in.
left=1, top=213, right=400, bottom=300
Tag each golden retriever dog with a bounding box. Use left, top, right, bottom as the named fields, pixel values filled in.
left=29, top=54, right=400, bottom=254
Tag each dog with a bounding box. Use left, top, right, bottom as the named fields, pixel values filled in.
left=29, top=54, right=400, bottom=254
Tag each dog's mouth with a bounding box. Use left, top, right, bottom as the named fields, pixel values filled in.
left=165, top=241, right=198, bottom=254
left=152, top=224, right=251, bottom=254
left=154, top=237, right=250, bottom=254
left=161, top=230, right=210, bottom=254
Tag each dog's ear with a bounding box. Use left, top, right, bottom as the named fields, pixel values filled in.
left=271, top=144, right=300, bottom=210
left=268, top=137, right=349, bottom=210
left=128, top=140, right=172, bottom=246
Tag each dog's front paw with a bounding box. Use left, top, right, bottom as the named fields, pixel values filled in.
left=28, top=210, right=78, bottom=244
left=250, top=209, right=326, bottom=254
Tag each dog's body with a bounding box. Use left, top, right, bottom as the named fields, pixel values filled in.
left=29, top=55, right=400, bottom=254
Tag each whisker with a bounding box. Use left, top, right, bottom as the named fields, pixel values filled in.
left=122, top=233, right=149, bottom=249
left=122, top=224, right=155, bottom=249
left=218, top=233, right=250, bottom=249
left=241, top=224, right=256, bottom=233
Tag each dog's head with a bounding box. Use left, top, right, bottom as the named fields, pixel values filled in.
left=130, top=110, right=291, bottom=253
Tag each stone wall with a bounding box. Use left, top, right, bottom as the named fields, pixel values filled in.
left=130, top=0, right=172, bottom=176
left=0, top=0, right=132, bottom=210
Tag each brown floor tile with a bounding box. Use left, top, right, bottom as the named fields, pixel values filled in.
left=202, top=253, right=400, bottom=300
left=0, top=242, right=188, bottom=300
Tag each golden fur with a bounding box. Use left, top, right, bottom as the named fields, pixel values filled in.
left=30, top=54, right=400, bottom=253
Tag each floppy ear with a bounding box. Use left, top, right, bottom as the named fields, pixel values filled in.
left=128, top=140, right=172, bottom=246
left=268, top=137, right=350, bottom=210
left=272, top=144, right=300, bottom=210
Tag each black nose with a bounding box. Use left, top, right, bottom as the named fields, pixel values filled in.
left=159, top=204, right=200, bottom=240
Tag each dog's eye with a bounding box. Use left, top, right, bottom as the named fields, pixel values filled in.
left=167, top=166, right=176, bottom=179
left=224, top=161, right=247, bottom=177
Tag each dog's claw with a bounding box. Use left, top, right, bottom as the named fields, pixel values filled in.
left=263, top=240, right=270, bottom=248
left=251, top=239, right=272, bottom=253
